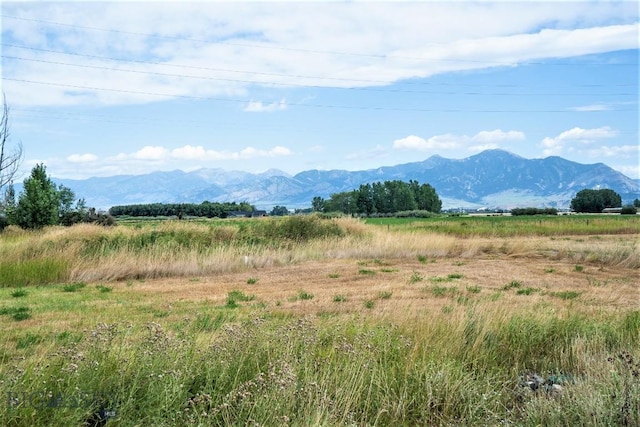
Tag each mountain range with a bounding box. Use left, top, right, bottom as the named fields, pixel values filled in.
left=41, top=149, right=638, bottom=211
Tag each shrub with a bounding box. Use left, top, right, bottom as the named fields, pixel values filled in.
left=621, top=205, right=637, bottom=215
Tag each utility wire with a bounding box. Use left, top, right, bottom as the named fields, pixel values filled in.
left=5, top=77, right=636, bottom=113
left=2, top=14, right=638, bottom=66
left=4, top=55, right=635, bottom=96
left=5, top=43, right=635, bottom=89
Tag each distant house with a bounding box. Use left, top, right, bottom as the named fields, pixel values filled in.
left=602, top=207, right=622, bottom=214
left=227, top=210, right=268, bottom=218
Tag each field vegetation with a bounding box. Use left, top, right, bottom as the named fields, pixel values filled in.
left=0, top=214, right=638, bottom=426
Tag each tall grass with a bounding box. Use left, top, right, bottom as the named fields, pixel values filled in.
left=1, top=309, right=637, bottom=426
left=1, top=215, right=638, bottom=287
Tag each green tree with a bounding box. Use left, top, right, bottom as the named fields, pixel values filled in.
left=312, top=196, right=325, bottom=212
left=269, top=205, right=289, bottom=216
left=570, top=188, right=622, bottom=213
left=633, top=198, right=640, bottom=208
left=14, top=163, right=60, bottom=228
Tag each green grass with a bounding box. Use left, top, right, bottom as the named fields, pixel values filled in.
left=332, top=295, right=346, bottom=302
left=551, top=291, right=582, bottom=300
left=503, top=280, right=522, bottom=290
left=358, top=269, right=376, bottom=275
left=377, top=291, right=393, bottom=300
left=62, top=282, right=86, bottom=292
left=0, top=305, right=31, bottom=321
left=516, top=287, right=540, bottom=295
left=466, top=285, right=482, bottom=294
left=298, top=290, right=314, bottom=300
left=0, top=258, right=69, bottom=288
left=365, top=214, right=640, bottom=237
left=96, top=285, right=113, bottom=293
left=10, top=288, right=28, bottom=298
left=0, top=302, right=637, bottom=426
left=408, top=272, right=424, bottom=284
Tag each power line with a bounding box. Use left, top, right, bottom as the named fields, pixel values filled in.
left=7, top=43, right=635, bottom=90
left=2, top=14, right=638, bottom=66
left=4, top=77, right=636, bottom=113
left=4, top=55, right=636, bottom=97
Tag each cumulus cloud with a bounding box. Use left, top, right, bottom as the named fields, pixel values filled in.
left=244, top=99, right=287, bottom=112
left=132, top=145, right=170, bottom=160
left=541, top=126, right=618, bottom=156
left=67, top=153, right=98, bottom=163
left=171, top=144, right=292, bottom=160
left=393, top=129, right=525, bottom=152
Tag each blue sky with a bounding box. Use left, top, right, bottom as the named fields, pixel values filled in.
left=1, top=1, right=638, bottom=181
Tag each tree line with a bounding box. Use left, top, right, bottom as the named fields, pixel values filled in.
left=1, top=164, right=114, bottom=230
left=313, top=180, right=442, bottom=215
left=108, top=201, right=256, bottom=218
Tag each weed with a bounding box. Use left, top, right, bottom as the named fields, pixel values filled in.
left=380, top=268, right=398, bottom=273
left=246, top=277, right=259, bottom=284
left=16, top=332, right=43, bottom=349
left=575, top=265, right=584, bottom=272
left=96, top=285, right=113, bottom=293
left=377, top=291, right=393, bottom=300
left=587, top=276, right=609, bottom=287
left=364, top=300, right=375, bottom=309
left=408, top=272, right=424, bottom=284
left=466, top=285, right=482, bottom=294
left=298, top=290, right=314, bottom=300
left=551, top=291, right=581, bottom=300
left=516, top=287, right=539, bottom=295
left=227, top=290, right=255, bottom=302
left=417, top=255, right=428, bottom=263
left=447, top=273, right=464, bottom=279
left=503, top=280, right=522, bottom=290
left=430, top=285, right=457, bottom=297
left=358, top=269, right=376, bottom=275
left=62, top=282, right=86, bottom=292
left=0, top=306, right=32, bottom=321
left=11, top=288, right=28, bottom=298
left=333, top=295, right=347, bottom=302
left=441, top=305, right=454, bottom=313
left=328, top=274, right=340, bottom=279
left=544, top=268, right=556, bottom=273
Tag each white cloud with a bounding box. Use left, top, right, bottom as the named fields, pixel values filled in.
left=586, top=144, right=639, bottom=158
left=132, top=145, right=170, bottom=160
left=171, top=144, right=292, bottom=160
left=615, top=165, right=640, bottom=180
left=570, top=104, right=612, bottom=112
left=244, top=99, right=287, bottom=112
left=67, top=153, right=98, bottom=163
left=541, top=126, right=619, bottom=156
left=2, top=3, right=638, bottom=107
left=393, top=129, right=525, bottom=152
left=472, top=130, right=525, bottom=143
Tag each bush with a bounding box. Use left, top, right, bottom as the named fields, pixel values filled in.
left=261, top=215, right=344, bottom=242
left=621, top=205, right=637, bottom=215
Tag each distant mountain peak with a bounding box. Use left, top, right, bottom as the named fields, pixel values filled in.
left=46, top=150, right=638, bottom=210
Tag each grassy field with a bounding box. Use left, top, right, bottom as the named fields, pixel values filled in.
left=0, top=215, right=638, bottom=426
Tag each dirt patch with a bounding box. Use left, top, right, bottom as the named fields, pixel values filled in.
left=121, top=255, right=639, bottom=317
